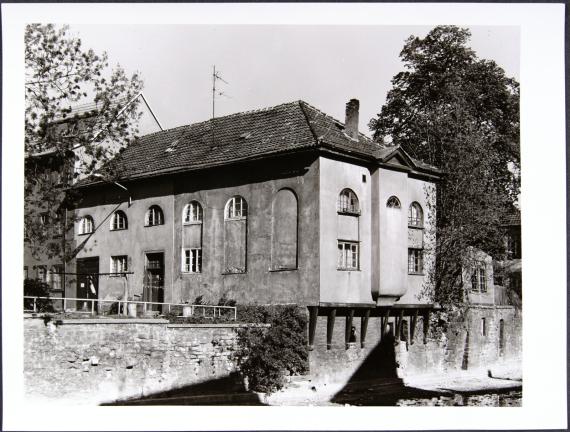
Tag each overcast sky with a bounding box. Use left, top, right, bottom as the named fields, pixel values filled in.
left=70, top=25, right=519, bottom=136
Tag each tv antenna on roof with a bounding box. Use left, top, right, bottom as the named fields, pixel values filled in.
left=212, top=65, right=231, bottom=146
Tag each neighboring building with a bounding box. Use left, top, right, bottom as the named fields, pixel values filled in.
left=71, top=99, right=441, bottom=341
left=494, top=209, right=522, bottom=306
left=24, top=93, right=163, bottom=299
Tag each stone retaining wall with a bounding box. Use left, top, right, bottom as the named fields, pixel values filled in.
left=24, top=318, right=253, bottom=404
left=308, top=306, right=522, bottom=385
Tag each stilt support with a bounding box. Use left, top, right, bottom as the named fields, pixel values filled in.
left=381, top=309, right=391, bottom=338
left=326, top=308, right=336, bottom=350
left=423, top=310, right=430, bottom=344
left=410, top=309, right=419, bottom=345
left=308, top=306, right=318, bottom=350
left=344, top=308, right=354, bottom=349
left=360, top=309, right=370, bottom=348
left=397, top=310, right=404, bottom=340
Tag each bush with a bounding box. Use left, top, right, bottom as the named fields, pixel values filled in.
left=234, top=305, right=308, bottom=394
left=24, top=278, right=54, bottom=312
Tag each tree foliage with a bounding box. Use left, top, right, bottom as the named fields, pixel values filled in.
left=370, top=26, right=520, bottom=305
left=24, top=24, right=143, bottom=260
left=234, top=305, right=308, bottom=394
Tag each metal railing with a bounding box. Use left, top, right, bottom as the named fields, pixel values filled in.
left=23, top=296, right=237, bottom=320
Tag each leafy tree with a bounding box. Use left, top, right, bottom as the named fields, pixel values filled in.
left=370, top=26, right=520, bottom=306
left=24, top=24, right=143, bottom=261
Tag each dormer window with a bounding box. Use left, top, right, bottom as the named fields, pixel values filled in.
left=337, top=189, right=360, bottom=215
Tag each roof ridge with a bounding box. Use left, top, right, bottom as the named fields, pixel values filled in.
left=141, top=100, right=306, bottom=140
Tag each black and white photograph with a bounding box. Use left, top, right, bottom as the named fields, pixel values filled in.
left=2, top=3, right=566, bottom=430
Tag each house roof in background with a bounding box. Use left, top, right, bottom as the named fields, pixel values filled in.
left=101, top=100, right=440, bottom=182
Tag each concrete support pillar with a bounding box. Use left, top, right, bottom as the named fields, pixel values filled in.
left=326, top=308, right=336, bottom=350
left=360, top=309, right=370, bottom=348
left=410, top=309, right=419, bottom=345
left=344, top=308, right=354, bottom=349
left=308, top=306, right=318, bottom=350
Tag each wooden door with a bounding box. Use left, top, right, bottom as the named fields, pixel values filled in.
left=76, top=257, right=99, bottom=311
left=144, top=253, right=164, bottom=312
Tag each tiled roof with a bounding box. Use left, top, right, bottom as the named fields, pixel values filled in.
left=109, top=101, right=376, bottom=179
left=99, top=100, right=439, bottom=181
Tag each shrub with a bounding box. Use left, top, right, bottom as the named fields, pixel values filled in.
left=24, top=278, right=54, bottom=312
left=234, top=305, right=308, bottom=394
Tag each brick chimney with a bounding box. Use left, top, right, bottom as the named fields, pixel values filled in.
left=345, top=99, right=360, bottom=140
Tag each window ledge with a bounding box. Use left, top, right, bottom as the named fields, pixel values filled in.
left=408, top=225, right=424, bottom=229
left=181, top=271, right=202, bottom=275
left=269, top=267, right=298, bottom=272
left=77, top=232, right=93, bottom=236
left=337, top=210, right=360, bottom=217
left=144, top=224, right=164, bottom=228
left=110, top=228, right=128, bottom=232
left=221, top=271, right=247, bottom=275
left=337, top=268, right=360, bottom=272
left=408, top=272, right=425, bottom=276
left=183, top=221, right=203, bottom=226
left=224, top=217, right=247, bottom=222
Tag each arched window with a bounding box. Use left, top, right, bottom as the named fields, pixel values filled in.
left=225, top=196, right=248, bottom=220
left=183, top=201, right=203, bottom=223
left=110, top=210, right=128, bottom=231
left=224, top=195, right=248, bottom=273
left=408, top=202, right=423, bottom=227
left=386, top=196, right=401, bottom=209
left=337, top=189, right=360, bottom=214
left=78, top=215, right=94, bottom=235
left=145, top=205, right=164, bottom=227
left=271, top=189, right=298, bottom=270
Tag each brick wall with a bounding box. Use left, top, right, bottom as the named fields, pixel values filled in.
left=24, top=318, right=248, bottom=404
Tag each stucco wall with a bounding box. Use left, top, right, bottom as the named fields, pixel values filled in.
left=75, top=154, right=320, bottom=306
left=24, top=318, right=246, bottom=404
left=318, top=157, right=372, bottom=304
left=75, top=180, right=175, bottom=303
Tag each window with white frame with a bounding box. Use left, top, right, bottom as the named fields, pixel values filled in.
left=182, top=248, right=202, bottom=273
left=386, top=196, right=401, bottom=209
left=37, top=266, right=47, bottom=282
left=408, top=249, right=423, bottom=274
left=111, top=255, right=128, bottom=274
left=183, top=201, right=203, bottom=223
left=408, top=202, right=423, bottom=227
left=225, top=196, right=248, bottom=220
left=110, top=210, right=128, bottom=231
left=337, top=189, right=360, bottom=214
left=78, top=215, right=94, bottom=235
left=471, top=266, right=487, bottom=293
left=145, top=205, right=164, bottom=227
left=337, top=241, right=359, bottom=270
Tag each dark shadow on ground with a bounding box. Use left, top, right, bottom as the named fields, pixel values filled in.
left=331, top=333, right=444, bottom=406
left=101, top=373, right=266, bottom=406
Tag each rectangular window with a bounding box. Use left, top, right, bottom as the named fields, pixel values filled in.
left=37, top=266, right=47, bottom=282
left=111, top=255, right=128, bottom=275
left=471, top=266, right=487, bottom=293
left=337, top=241, right=359, bottom=270
left=408, top=249, right=423, bottom=274
left=182, top=248, right=202, bottom=273
left=481, top=317, right=487, bottom=336
left=24, top=266, right=29, bottom=280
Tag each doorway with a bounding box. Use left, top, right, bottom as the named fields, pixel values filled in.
left=76, top=257, right=99, bottom=312
left=143, top=252, right=164, bottom=312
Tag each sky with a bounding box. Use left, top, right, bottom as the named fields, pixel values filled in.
left=70, top=25, right=519, bottom=136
